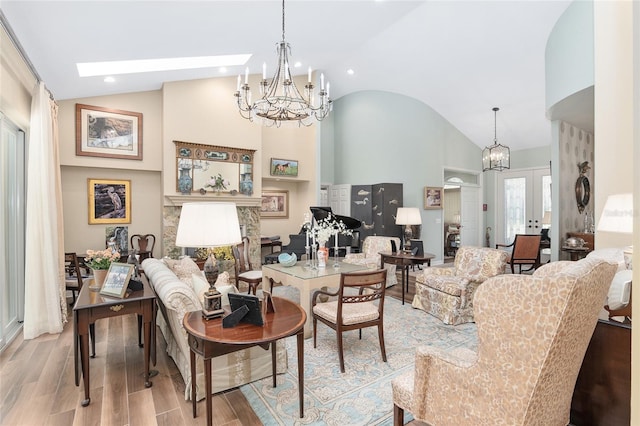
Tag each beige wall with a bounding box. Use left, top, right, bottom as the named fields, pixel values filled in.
left=1, top=24, right=35, bottom=130
left=58, top=91, right=163, bottom=170
left=57, top=73, right=320, bottom=255
left=161, top=74, right=318, bottom=240
left=593, top=1, right=638, bottom=421
left=61, top=166, right=162, bottom=256
left=57, top=91, right=164, bottom=254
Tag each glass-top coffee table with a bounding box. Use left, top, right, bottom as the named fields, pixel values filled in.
left=262, top=261, right=368, bottom=338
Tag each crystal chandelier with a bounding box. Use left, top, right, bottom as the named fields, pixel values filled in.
left=482, top=107, right=510, bottom=172
left=235, top=0, right=332, bottom=127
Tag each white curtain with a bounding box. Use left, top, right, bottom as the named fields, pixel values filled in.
left=23, top=82, right=66, bottom=339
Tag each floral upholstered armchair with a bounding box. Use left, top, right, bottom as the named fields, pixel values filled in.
left=393, top=257, right=617, bottom=426
left=343, top=236, right=401, bottom=287
left=412, top=246, right=508, bottom=324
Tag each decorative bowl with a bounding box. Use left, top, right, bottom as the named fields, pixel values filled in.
left=278, top=252, right=297, bottom=267
left=565, top=237, right=585, bottom=248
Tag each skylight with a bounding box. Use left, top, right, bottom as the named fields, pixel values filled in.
left=76, top=54, right=252, bottom=77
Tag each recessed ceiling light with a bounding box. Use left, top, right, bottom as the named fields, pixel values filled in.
left=76, top=54, right=252, bottom=77
left=104, top=76, right=115, bottom=83
left=347, top=69, right=355, bottom=75
left=219, top=67, right=227, bottom=73
left=294, top=61, right=302, bottom=68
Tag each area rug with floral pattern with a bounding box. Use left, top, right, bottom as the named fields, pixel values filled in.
left=240, top=294, right=478, bottom=425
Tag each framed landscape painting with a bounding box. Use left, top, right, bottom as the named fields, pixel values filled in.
left=76, top=104, right=143, bottom=160
left=424, top=186, right=443, bottom=210
left=261, top=190, right=289, bottom=218
left=88, top=179, right=131, bottom=224
left=270, top=158, right=298, bottom=177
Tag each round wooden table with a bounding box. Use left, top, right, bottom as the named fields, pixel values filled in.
left=183, top=296, right=306, bottom=426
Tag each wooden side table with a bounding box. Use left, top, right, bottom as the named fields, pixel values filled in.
left=379, top=251, right=435, bottom=304
left=561, top=245, right=591, bottom=261
left=183, top=297, right=306, bottom=426
left=73, top=274, right=156, bottom=406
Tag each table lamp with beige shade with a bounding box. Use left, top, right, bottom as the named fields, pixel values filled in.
left=395, top=207, right=422, bottom=252
left=175, top=202, right=242, bottom=318
left=597, top=193, right=633, bottom=269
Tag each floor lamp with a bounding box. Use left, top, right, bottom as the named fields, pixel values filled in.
left=175, top=202, right=242, bottom=318
left=396, top=207, right=422, bottom=253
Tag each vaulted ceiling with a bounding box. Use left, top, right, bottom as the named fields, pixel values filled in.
left=1, top=1, right=574, bottom=151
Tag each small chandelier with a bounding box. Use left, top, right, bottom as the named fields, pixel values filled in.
left=235, top=0, right=332, bottom=127
left=482, top=107, right=510, bottom=172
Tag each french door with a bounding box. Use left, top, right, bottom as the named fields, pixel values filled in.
left=496, top=167, right=551, bottom=245
left=1, top=113, right=26, bottom=352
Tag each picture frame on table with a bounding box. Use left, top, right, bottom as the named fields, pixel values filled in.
left=76, top=103, right=143, bottom=160
left=100, top=263, right=135, bottom=298
left=270, top=158, right=298, bottom=177
left=88, top=179, right=131, bottom=224
left=260, top=190, right=289, bottom=218
left=424, top=186, right=443, bottom=210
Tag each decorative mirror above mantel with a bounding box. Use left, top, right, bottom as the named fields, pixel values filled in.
left=174, top=140, right=255, bottom=196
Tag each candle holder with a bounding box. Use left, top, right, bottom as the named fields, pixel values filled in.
left=333, top=233, right=340, bottom=268
left=311, top=246, right=318, bottom=270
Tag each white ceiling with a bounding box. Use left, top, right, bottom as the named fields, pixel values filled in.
left=1, top=0, right=573, bottom=151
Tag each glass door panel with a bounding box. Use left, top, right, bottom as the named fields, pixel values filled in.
left=504, top=177, right=527, bottom=243
left=497, top=167, right=551, bottom=245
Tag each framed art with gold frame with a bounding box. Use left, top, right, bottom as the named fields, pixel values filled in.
left=88, top=179, right=131, bottom=224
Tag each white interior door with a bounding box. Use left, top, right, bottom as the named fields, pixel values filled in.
left=460, top=186, right=480, bottom=246
left=496, top=167, right=551, bottom=245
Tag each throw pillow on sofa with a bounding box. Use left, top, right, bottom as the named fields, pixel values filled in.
left=164, top=256, right=202, bottom=287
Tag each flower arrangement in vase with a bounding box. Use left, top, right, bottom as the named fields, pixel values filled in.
left=205, top=173, right=229, bottom=193
left=304, top=213, right=352, bottom=268
left=84, top=248, right=121, bottom=290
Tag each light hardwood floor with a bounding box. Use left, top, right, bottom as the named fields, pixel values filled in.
left=1, top=280, right=425, bottom=426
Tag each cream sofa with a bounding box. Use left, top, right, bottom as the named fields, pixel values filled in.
left=142, top=257, right=287, bottom=401
left=343, top=235, right=402, bottom=287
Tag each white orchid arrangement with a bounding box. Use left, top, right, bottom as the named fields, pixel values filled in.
left=303, top=213, right=352, bottom=245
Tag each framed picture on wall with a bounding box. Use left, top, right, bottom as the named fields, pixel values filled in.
left=260, top=190, right=289, bottom=218
left=76, top=104, right=143, bottom=160
left=270, top=158, right=298, bottom=177
left=88, top=179, right=131, bottom=224
left=424, top=186, right=443, bottom=210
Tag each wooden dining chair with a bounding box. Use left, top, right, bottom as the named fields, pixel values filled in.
left=64, top=252, right=93, bottom=305
left=232, top=236, right=263, bottom=295
left=496, top=234, right=542, bottom=273
left=312, top=269, right=388, bottom=373
left=130, top=233, right=156, bottom=261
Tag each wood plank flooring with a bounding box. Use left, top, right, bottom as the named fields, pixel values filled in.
left=1, top=275, right=425, bottom=426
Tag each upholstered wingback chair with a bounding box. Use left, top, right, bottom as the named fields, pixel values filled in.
left=343, top=236, right=401, bottom=287
left=412, top=246, right=508, bottom=324
left=393, top=258, right=617, bottom=426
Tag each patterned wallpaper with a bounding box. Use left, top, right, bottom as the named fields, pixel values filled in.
left=558, top=121, right=594, bottom=255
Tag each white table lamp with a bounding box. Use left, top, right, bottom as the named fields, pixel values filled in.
left=396, top=207, right=422, bottom=252
left=176, top=202, right=242, bottom=318
left=597, top=193, right=633, bottom=269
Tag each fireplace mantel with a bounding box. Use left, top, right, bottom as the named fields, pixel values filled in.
left=165, top=195, right=262, bottom=207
